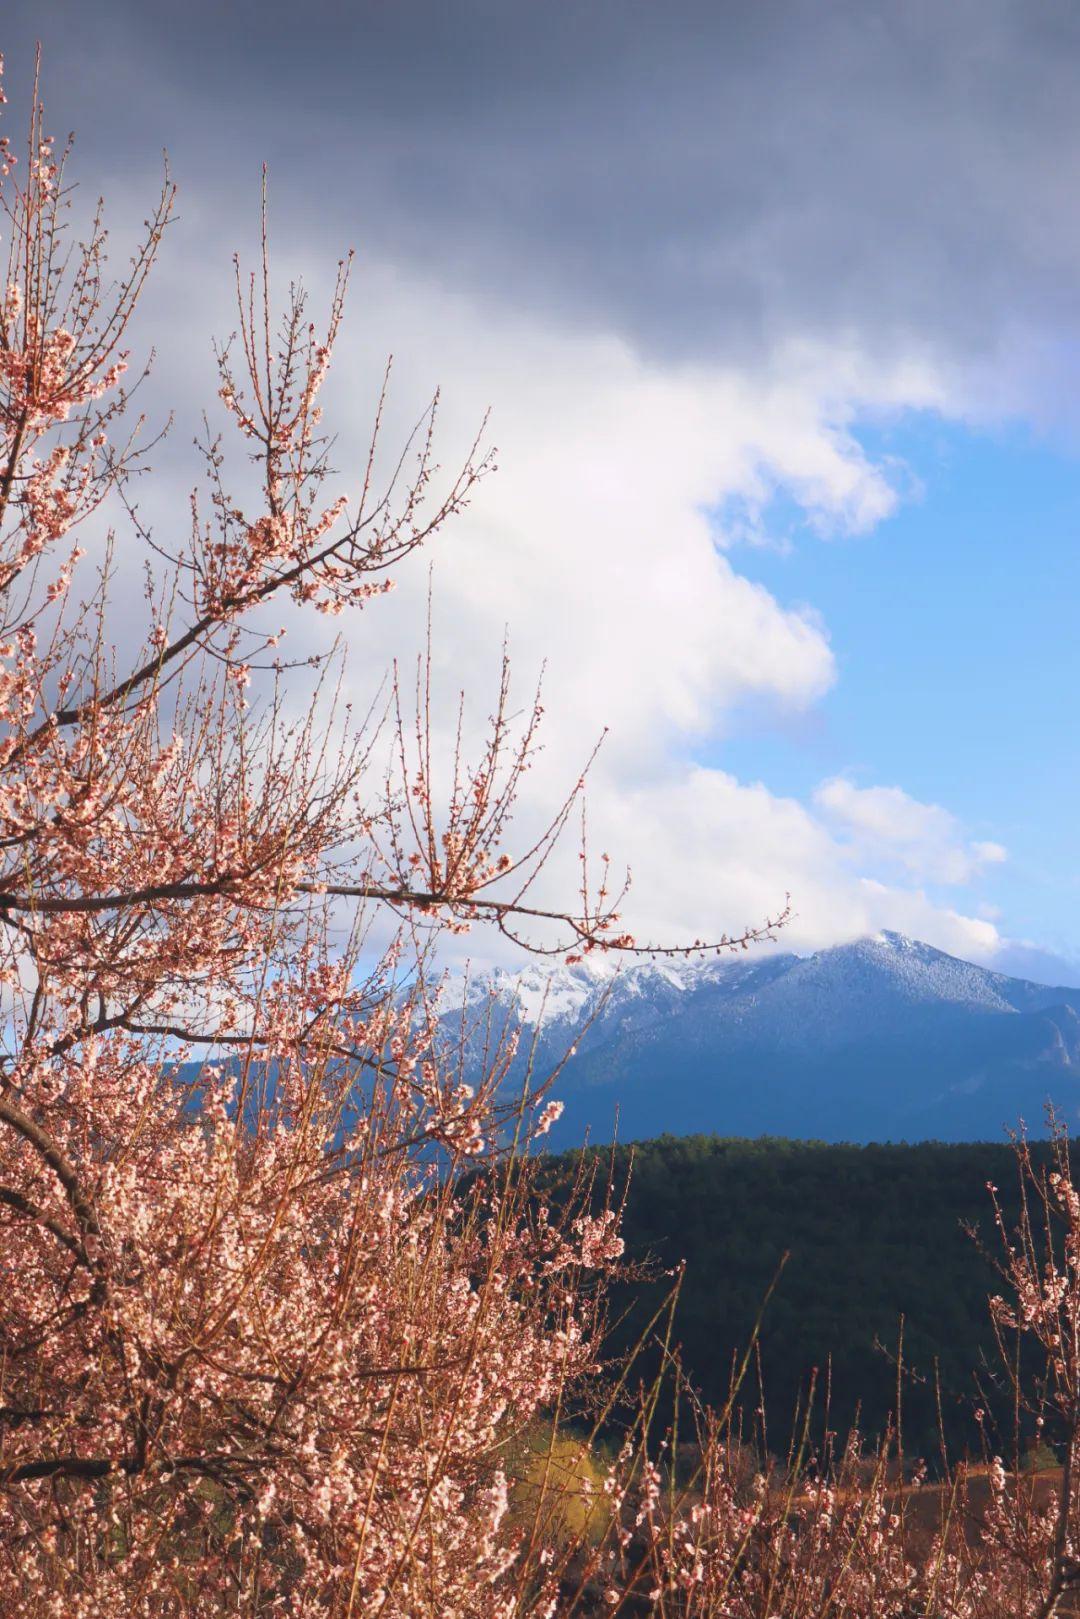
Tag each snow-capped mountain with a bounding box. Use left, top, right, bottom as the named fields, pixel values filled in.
left=438, top=933, right=1080, bottom=1146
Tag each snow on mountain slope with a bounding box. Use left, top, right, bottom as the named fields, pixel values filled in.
left=437, top=933, right=1080, bottom=1146
left=446, top=932, right=1032, bottom=1041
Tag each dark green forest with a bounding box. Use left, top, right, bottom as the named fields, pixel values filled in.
left=542, top=1135, right=1060, bottom=1465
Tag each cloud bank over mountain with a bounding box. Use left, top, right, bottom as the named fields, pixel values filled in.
left=12, top=0, right=1079, bottom=968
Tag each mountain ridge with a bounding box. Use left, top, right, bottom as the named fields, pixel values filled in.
left=439, top=932, right=1080, bottom=1146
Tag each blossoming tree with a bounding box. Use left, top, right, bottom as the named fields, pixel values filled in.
left=0, top=57, right=792, bottom=1618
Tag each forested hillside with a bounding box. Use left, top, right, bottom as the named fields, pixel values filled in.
left=543, top=1135, right=1056, bottom=1462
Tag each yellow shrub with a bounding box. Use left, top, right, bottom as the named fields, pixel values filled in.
left=506, top=1427, right=612, bottom=1550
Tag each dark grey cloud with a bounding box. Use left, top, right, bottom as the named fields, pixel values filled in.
left=12, top=1, right=1080, bottom=395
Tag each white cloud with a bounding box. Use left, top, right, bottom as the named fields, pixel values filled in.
left=96, top=215, right=1007, bottom=970
left=570, top=766, right=1002, bottom=965
left=302, top=258, right=950, bottom=765
left=813, top=777, right=1008, bottom=887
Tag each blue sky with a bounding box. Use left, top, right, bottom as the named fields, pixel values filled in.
left=717, top=415, right=1080, bottom=970
left=13, top=0, right=1080, bottom=978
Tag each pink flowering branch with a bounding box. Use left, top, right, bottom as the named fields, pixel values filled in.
left=0, top=54, right=805, bottom=1617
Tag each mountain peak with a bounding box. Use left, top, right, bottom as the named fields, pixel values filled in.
left=439, top=936, right=1080, bottom=1147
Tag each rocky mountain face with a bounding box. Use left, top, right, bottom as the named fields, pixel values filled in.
left=437, top=934, right=1080, bottom=1146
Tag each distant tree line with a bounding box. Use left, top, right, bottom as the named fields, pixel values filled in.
left=540, top=1134, right=1060, bottom=1465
